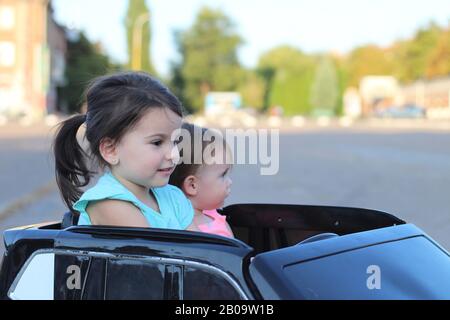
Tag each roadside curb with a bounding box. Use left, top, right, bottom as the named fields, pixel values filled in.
left=0, top=181, right=58, bottom=222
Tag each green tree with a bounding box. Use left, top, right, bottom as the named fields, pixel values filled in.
left=258, top=46, right=316, bottom=115
left=392, top=22, right=442, bottom=82
left=332, top=54, right=349, bottom=116
left=345, top=45, right=394, bottom=86
left=168, top=58, right=190, bottom=112
left=125, top=0, right=156, bottom=74
left=310, top=55, right=339, bottom=116
left=255, top=66, right=276, bottom=112
left=60, top=32, right=118, bottom=113
left=425, top=28, right=450, bottom=78
left=172, top=7, right=243, bottom=112
left=238, top=70, right=266, bottom=110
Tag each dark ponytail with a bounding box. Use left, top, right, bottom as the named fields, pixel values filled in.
left=53, top=114, right=93, bottom=213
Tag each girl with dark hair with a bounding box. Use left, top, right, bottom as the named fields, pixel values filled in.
left=53, top=71, right=194, bottom=229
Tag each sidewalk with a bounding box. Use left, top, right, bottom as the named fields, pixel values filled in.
left=187, top=114, right=450, bottom=132
left=2, top=115, right=450, bottom=139
left=0, top=121, right=60, bottom=139
left=0, top=119, right=59, bottom=221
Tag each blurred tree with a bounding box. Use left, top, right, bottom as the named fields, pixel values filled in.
left=345, top=45, right=394, bottom=86
left=60, top=32, right=118, bottom=113
left=331, top=54, right=349, bottom=116
left=168, top=58, right=191, bottom=113
left=125, top=0, right=156, bottom=75
left=172, top=7, right=243, bottom=112
left=258, top=46, right=316, bottom=115
left=392, top=22, right=442, bottom=82
left=425, top=28, right=450, bottom=78
left=238, top=70, right=265, bottom=110
left=256, top=66, right=276, bottom=112
left=310, top=55, right=339, bottom=116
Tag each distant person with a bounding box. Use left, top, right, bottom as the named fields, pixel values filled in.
left=169, top=123, right=234, bottom=238
left=53, top=71, right=194, bottom=230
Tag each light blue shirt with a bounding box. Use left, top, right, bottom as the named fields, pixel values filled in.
left=73, top=172, right=194, bottom=230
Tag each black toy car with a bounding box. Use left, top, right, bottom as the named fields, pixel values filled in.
left=1, top=203, right=450, bottom=300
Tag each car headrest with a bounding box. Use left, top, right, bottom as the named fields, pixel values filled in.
left=61, top=211, right=79, bottom=229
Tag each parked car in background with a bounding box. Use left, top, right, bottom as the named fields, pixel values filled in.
left=375, top=104, right=426, bottom=119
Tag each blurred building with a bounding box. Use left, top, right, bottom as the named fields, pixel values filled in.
left=343, top=87, right=362, bottom=118
left=347, top=75, right=450, bottom=119
left=205, top=92, right=242, bottom=117
left=359, top=76, right=399, bottom=116
left=0, top=0, right=66, bottom=119
left=399, top=77, right=450, bottom=119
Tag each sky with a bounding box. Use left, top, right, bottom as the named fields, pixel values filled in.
left=52, top=0, right=450, bottom=76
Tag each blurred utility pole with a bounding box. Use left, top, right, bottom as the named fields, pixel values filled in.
left=125, top=0, right=156, bottom=74
left=131, top=12, right=150, bottom=71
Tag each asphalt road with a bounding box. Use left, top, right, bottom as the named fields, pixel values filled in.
left=1, top=123, right=449, bottom=257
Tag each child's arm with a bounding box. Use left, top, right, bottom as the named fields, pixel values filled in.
left=86, top=199, right=150, bottom=227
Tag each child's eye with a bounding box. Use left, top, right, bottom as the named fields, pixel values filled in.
left=151, top=140, right=163, bottom=146
left=222, top=167, right=233, bottom=177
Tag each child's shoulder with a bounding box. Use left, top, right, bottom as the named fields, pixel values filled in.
left=203, top=209, right=227, bottom=221
left=85, top=172, right=125, bottom=195
left=73, top=172, right=130, bottom=211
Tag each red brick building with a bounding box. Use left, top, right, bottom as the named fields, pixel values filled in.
left=0, top=0, right=66, bottom=119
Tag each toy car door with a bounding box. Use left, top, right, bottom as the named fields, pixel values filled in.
left=6, top=226, right=254, bottom=300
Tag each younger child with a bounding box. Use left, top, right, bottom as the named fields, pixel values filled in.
left=169, top=123, right=234, bottom=238
left=53, top=71, right=194, bottom=229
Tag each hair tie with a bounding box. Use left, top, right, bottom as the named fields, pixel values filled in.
left=85, top=112, right=92, bottom=125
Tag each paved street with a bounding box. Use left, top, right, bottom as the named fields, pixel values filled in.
left=1, top=122, right=450, bottom=257
left=228, top=128, right=450, bottom=251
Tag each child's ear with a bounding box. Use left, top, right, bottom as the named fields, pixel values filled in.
left=99, top=137, right=119, bottom=166
left=182, top=175, right=198, bottom=197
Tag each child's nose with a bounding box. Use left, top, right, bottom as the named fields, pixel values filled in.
left=169, top=145, right=180, bottom=164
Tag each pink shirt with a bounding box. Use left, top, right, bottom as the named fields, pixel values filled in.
left=198, top=209, right=233, bottom=238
